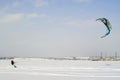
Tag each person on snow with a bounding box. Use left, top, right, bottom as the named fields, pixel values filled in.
left=11, top=60, right=17, bottom=68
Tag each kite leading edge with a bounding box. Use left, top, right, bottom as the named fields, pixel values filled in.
left=96, top=18, right=112, bottom=38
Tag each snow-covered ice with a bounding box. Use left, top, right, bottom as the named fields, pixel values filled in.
left=0, top=58, right=120, bottom=80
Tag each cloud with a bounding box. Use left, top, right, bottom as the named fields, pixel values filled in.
left=1, top=1, right=22, bottom=9
left=0, top=13, right=24, bottom=24
left=0, top=13, right=49, bottom=25
left=64, top=19, right=99, bottom=28
left=73, top=0, right=93, bottom=4
left=0, top=6, right=9, bottom=14
left=12, top=2, right=22, bottom=8
left=27, top=13, right=49, bottom=18
left=34, top=0, right=48, bottom=7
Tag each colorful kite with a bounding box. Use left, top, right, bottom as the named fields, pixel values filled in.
left=96, top=18, right=112, bottom=38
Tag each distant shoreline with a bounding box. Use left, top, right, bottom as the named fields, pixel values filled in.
left=0, top=57, right=120, bottom=61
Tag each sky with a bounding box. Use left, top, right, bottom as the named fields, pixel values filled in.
left=0, top=0, right=120, bottom=57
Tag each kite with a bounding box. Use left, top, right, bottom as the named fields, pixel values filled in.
left=96, top=18, right=112, bottom=38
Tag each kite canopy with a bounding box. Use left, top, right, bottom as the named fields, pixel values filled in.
left=96, top=18, right=112, bottom=38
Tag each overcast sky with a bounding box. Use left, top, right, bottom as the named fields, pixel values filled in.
left=0, top=0, right=120, bottom=57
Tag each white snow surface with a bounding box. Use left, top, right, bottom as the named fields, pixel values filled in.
left=0, top=58, right=120, bottom=80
